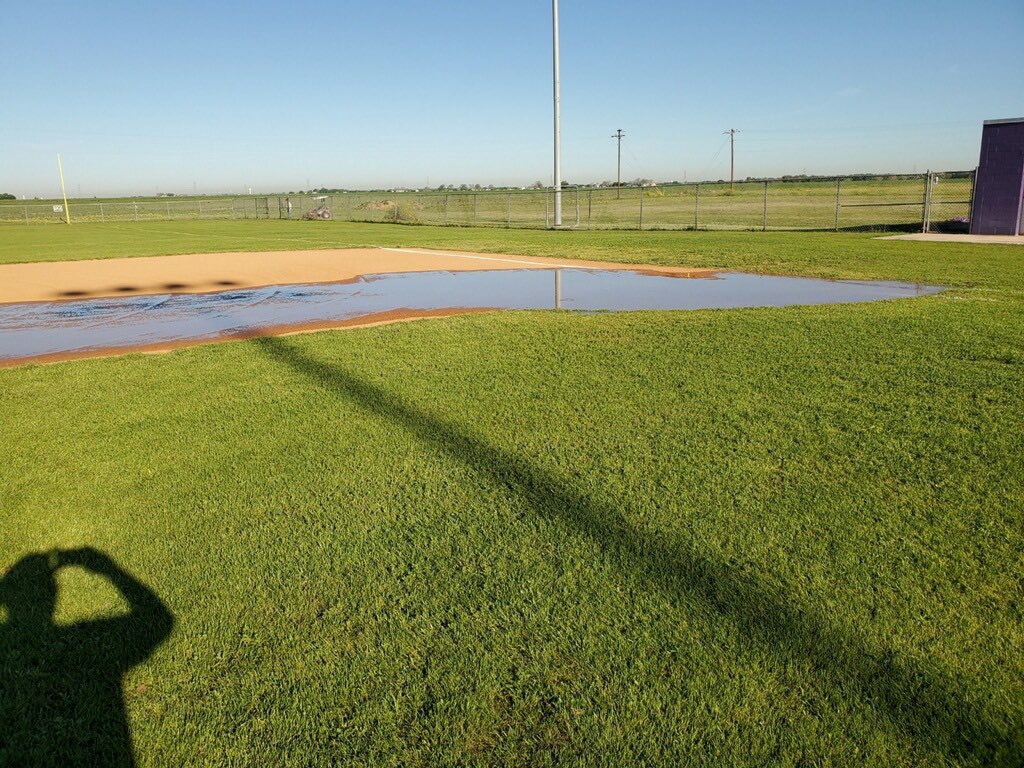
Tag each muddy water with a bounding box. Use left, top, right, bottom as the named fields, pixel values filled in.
left=0, top=269, right=941, bottom=365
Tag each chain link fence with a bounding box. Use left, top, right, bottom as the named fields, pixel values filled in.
left=0, top=171, right=974, bottom=233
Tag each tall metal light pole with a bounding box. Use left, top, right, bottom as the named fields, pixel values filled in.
left=552, top=0, right=562, bottom=227
left=612, top=129, right=625, bottom=198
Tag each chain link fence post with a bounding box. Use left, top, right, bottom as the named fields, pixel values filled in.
left=762, top=180, right=768, bottom=231
left=24, top=205, right=29, bottom=224
left=968, top=167, right=978, bottom=225
left=922, top=170, right=932, bottom=233
left=638, top=184, right=644, bottom=230
left=694, top=183, right=700, bottom=230
left=834, top=177, right=841, bottom=231
left=587, top=189, right=593, bottom=229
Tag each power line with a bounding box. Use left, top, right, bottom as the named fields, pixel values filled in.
left=709, top=135, right=730, bottom=164
left=743, top=119, right=975, bottom=135
left=612, top=129, right=625, bottom=198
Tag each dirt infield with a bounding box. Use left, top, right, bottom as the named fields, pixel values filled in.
left=0, top=247, right=714, bottom=305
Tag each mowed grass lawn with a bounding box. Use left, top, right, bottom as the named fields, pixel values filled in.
left=1, top=222, right=1022, bottom=766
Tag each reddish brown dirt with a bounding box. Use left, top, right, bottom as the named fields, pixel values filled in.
left=0, top=247, right=714, bottom=305
left=0, top=247, right=716, bottom=368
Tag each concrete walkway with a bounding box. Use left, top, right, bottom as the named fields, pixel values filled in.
left=878, top=233, right=1024, bottom=245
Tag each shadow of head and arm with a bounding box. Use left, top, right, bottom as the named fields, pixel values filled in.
left=55, top=547, right=175, bottom=664
left=0, top=546, right=174, bottom=766
left=255, top=334, right=1020, bottom=765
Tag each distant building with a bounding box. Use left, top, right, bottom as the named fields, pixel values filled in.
left=970, top=118, right=1024, bottom=236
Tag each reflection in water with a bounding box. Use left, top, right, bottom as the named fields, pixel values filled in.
left=0, top=548, right=174, bottom=766
left=0, top=268, right=941, bottom=364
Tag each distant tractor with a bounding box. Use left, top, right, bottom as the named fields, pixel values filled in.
left=303, top=196, right=332, bottom=220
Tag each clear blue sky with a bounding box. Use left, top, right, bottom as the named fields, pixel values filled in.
left=3, top=0, right=1022, bottom=197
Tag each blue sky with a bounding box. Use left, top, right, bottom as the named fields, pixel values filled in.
left=2, top=1, right=1022, bottom=197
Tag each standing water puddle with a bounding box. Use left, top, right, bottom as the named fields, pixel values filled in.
left=0, top=269, right=940, bottom=366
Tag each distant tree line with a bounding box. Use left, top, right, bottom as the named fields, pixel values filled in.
left=740, top=171, right=973, bottom=183
left=0, top=193, right=15, bottom=200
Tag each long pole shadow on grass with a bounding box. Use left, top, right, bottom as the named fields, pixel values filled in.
left=0, top=547, right=174, bottom=767
left=256, top=335, right=1018, bottom=764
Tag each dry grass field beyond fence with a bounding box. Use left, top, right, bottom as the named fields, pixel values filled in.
left=0, top=174, right=974, bottom=232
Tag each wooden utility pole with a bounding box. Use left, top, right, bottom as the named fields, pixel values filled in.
left=723, top=128, right=739, bottom=190
left=612, top=129, right=625, bottom=198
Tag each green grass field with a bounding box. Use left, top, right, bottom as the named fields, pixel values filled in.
left=1, top=222, right=1021, bottom=766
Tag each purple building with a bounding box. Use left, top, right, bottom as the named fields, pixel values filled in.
left=970, top=118, right=1024, bottom=236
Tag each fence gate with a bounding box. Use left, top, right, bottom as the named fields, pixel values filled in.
left=255, top=197, right=270, bottom=219
left=923, top=171, right=975, bottom=233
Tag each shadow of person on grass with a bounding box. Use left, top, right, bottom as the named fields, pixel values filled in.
left=255, top=334, right=1022, bottom=766
left=0, top=547, right=174, bottom=767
